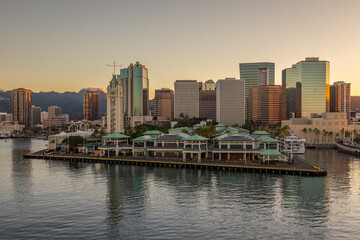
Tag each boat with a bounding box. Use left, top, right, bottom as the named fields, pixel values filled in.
left=336, top=141, right=360, bottom=156
left=280, top=133, right=306, bottom=154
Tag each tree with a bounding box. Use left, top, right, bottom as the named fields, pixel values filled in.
left=308, top=128, right=313, bottom=145
left=302, top=128, right=307, bottom=139
left=194, top=125, right=215, bottom=139
left=62, top=136, right=84, bottom=152
left=328, top=131, right=334, bottom=144
left=313, top=128, right=320, bottom=144
left=322, top=130, right=328, bottom=145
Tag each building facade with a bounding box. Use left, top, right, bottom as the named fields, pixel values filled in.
left=48, top=106, right=62, bottom=118
left=12, top=88, right=32, bottom=127
left=31, top=105, right=41, bottom=126
left=199, top=89, right=216, bottom=121
left=83, top=91, right=99, bottom=121
left=330, top=81, right=351, bottom=119
left=203, top=79, right=216, bottom=90
left=295, top=57, right=330, bottom=118
left=118, top=62, right=150, bottom=126
left=248, top=85, right=286, bottom=125
left=282, top=65, right=297, bottom=88
left=106, top=75, right=124, bottom=133
left=174, top=80, right=199, bottom=118
left=216, top=78, right=245, bottom=126
left=154, top=88, right=174, bottom=121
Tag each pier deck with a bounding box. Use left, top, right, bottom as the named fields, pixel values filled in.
left=24, top=150, right=327, bottom=176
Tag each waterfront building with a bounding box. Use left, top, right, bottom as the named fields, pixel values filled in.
left=118, top=62, right=150, bottom=126
left=0, top=121, right=24, bottom=136
left=31, top=105, right=41, bottom=126
left=199, top=88, right=216, bottom=121
left=48, top=106, right=62, bottom=118
left=83, top=91, right=99, bottom=121
left=154, top=88, right=174, bottom=121
left=216, top=78, right=245, bottom=126
left=43, top=116, right=67, bottom=128
left=330, top=81, right=351, bottom=119
left=174, top=80, right=199, bottom=118
left=48, top=131, right=93, bottom=150
left=106, top=75, right=124, bottom=133
left=295, top=57, right=330, bottom=118
left=281, top=112, right=354, bottom=145
left=11, top=88, right=32, bottom=127
left=247, top=85, right=286, bottom=125
left=41, top=111, right=48, bottom=123
left=0, top=113, right=12, bottom=122
left=99, top=133, right=131, bottom=157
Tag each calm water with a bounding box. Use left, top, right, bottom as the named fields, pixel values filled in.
left=1, top=139, right=360, bottom=239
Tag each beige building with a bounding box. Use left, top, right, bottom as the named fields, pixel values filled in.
left=12, top=88, right=32, bottom=127
left=43, top=116, right=67, bottom=128
left=216, top=78, right=245, bottom=126
left=282, top=112, right=360, bottom=145
left=330, top=81, right=351, bottom=119
left=48, top=106, right=62, bottom=118
left=199, top=90, right=216, bottom=121
left=106, top=75, right=124, bottom=133
left=174, top=80, right=199, bottom=118
left=154, top=88, right=174, bottom=121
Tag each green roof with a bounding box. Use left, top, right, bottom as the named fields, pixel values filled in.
left=228, top=127, right=239, bottom=131
left=194, top=124, right=203, bottom=127
left=215, top=123, right=225, bottom=127
left=259, top=150, right=283, bottom=156
left=102, top=133, right=130, bottom=139
left=183, top=134, right=209, bottom=141
left=132, top=136, right=155, bottom=142
left=260, top=137, right=279, bottom=143
left=252, top=131, right=270, bottom=135
left=143, top=130, right=163, bottom=135
left=83, top=143, right=95, bottom=147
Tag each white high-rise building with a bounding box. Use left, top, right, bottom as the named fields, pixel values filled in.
left=216, top=78, right=245, bottom=126
left=106, top=75, right=124, bottom=133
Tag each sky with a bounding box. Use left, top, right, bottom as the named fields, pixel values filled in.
left=1, top=0, right=359, bottom=98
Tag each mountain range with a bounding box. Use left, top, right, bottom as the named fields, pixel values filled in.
left=0, top=88, right=106, bottom=120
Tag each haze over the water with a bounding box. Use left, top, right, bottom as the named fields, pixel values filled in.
left=1, top=0, right=359, bottom=98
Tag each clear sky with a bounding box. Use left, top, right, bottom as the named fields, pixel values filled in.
left=1, top=0, right=359, bottom=98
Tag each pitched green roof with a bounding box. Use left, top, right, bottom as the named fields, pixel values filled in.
left=215, top=123, right=225, bottom=127
left=260, top=137, right=279, bottom=143
left=83, top=143, right=95, bottom=147
left=183, top=134, right=209, bottom=141
left=259, top=150, right=283, bottom=156
left=194, top=123, right=203, bottom=127
left=252, top=131, right=270, bottom=135
left=102, top=133, right=130, bottom=139
left=228, top=127, right=239, bottom=131
left=143, top=130, right=163, bottom=135
left=132, top=135, right=155, bottom=142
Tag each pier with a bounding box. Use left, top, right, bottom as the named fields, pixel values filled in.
left=24, top=150, right=327, bottom=176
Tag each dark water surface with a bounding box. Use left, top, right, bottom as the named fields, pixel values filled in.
left=1, top=139, right=360, bottom=239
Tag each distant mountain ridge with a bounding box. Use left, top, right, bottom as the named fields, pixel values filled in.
left=0, top=88, right=106, bottom=120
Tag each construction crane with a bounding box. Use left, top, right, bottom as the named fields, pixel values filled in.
left=106, top=61, right=122, bottom=75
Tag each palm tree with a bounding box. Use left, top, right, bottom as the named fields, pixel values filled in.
left=335, top=132, right=340, bottom=141
left=302, top=128, right=307, bottom=139
left=345, top=131, right=351, bottom=141
left=308, top=128, right=313, bottom=145
left=328, top=131, right=333, bottom=144
left=314, top=128, right=320, bottom=145
left=341, top=128, right=345, bottom=140
left=322, top=130, right=328, bottom=145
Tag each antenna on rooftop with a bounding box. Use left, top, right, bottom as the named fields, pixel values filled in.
left=106, top=61, right=123, bottom=75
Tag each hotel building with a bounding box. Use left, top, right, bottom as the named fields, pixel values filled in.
left=174, top=80, right=199, bottom=118
left=12, top=88, right=32, bottom=127
left=83, top=91, right=99, bottom=121
left=154, top=88, right=174, bottom=121
left=330, top=81, right=351, bottom=119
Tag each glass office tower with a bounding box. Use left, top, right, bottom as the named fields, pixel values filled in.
left=296, top=57, right=330, bottom=117
left=118, top=62, right=149, bottom=118
left=282, top=65, right=297, bottom=88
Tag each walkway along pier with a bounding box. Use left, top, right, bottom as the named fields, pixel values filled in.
left=24, top=151, right=327, bottom=177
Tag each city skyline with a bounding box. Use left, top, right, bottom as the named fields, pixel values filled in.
left=1, top=0, right=360, bottom=98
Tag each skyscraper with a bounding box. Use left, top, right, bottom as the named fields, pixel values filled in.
left=282, top=65, right=297, bottom=88
left=154, top=88, right=174, bottom=121
left=106, top=75, right=124, bottom=133
left=239, top=62, right=275, bottom=118
left=174, top=80, right=199, bottom=118
left=118, top=62, right=149, bottom=126
left=12, top=88, right=32, bottom=127
left=330, top=81, right=351, bottom=119
left=31, top=105, right=41, bottom=126
left=247, top=85, right=286, bottom=125
left=216, top=78, right=245, bottom=126
left=282, top=65, right=297, bottom=119
left=295, top=57, right=330, bottom=117
left=83, top=91, right=99, bottom=121
left=199, top=83, right=216, bottom=121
